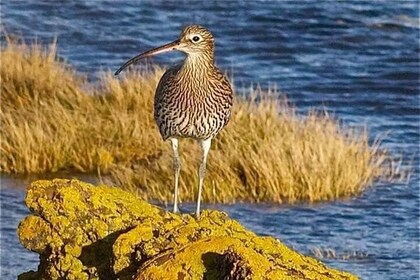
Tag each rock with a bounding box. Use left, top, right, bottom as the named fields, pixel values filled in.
left=17, top=179, right=358, bottom=280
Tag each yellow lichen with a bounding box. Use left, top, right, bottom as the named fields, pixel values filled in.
left=17, top=215, right=51, bottom=254
left=112, top=221, right=155, bottom=276
left=18, top=179, right=358, bottom=279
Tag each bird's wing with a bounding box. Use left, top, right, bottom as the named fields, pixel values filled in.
left=211, top=68, right=233, bottom=127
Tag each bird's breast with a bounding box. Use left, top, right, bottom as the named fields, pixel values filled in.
left=154, top=82, right=231, bottom=140
left=153, top=65, right=232, bottom=140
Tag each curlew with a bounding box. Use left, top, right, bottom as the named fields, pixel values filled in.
left=115, top=25, right=233, bottom=218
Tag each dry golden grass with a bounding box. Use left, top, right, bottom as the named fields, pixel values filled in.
left=0, top=38, right=395, bottom=203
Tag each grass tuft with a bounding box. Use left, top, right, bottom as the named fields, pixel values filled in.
left=0, top=37, right=397, bottom=203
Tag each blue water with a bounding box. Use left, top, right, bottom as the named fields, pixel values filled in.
left=1, top=1, right=419, bottom=279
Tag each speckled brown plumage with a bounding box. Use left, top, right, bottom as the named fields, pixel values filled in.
left=154, top=61, right=232, bottom=140
left=115, top=25, right=233, bottom=218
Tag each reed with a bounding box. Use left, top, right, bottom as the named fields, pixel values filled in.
left=0, top=38, right=394, bottom=203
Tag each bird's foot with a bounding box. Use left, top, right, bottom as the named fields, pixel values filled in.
left=195, top=211, right=200, bottom=219
left=173, top=204, right=180, bottom=214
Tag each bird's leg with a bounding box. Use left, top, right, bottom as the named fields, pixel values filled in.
left=170, top=138, right=181, bottom=213
left=196, top=138, right=212, bottom=218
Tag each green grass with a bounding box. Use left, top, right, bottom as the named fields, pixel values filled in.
left=0, top=37, right=397, bottom=203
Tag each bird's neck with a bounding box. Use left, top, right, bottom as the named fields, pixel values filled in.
left=180, top=53, right=214, bottom=78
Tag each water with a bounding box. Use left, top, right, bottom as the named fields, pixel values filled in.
left=1, top=1, right=419, bottom=279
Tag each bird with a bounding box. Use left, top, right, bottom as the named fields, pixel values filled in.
left=115, top=25, right=233, bottom=218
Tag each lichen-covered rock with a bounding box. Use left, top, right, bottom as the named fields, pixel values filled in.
left=18, top=179, right=358, bottom=280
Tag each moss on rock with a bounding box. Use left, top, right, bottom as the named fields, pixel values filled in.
left=18, top=179, right=357, bottom=280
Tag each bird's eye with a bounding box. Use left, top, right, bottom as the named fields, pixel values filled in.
left=192, top=36, right=200, bottom=42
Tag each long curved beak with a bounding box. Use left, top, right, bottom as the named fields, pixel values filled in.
left=114, top=39, right=181, bottom=75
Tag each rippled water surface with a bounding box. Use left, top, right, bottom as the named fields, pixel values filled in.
left=1, top=1, right=419, bottom=279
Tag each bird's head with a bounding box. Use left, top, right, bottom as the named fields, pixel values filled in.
left=177, top=25, right=214, bottom=55
left=115, top=25, right=214, bottom=75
